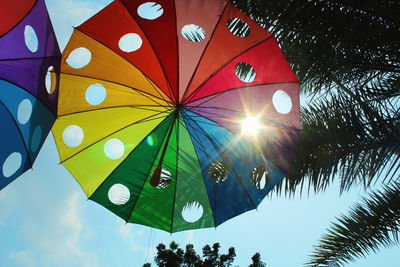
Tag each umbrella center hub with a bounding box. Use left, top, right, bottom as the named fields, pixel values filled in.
left=175, top=103, right=184, bottom=111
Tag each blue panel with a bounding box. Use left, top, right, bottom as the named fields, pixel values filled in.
left=0, top=103, right=30, bottom=189
left=182, top=110, right=286, bottom=226
left=0, top=80, right=55, bottom=164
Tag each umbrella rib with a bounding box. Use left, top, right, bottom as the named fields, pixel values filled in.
left=180, top=1, right=229, bottom=101
left=183, top=109, right=237, bottom=136
left=170, top=117, right=180, bottom=233
left=0, top=99, right=33, bottom=168
left=0, top=55, right=60, bottom=62
left=116, top=1, right=176, bottom=103
left=59, top=111, right=171, bottom=164
left=182, top=35, right=273, bottom=103
left=58, top=105, right=174, bottom=117
left=185, top=80, right=299, bottom=106
left=60, top=71, right=173, bottom=108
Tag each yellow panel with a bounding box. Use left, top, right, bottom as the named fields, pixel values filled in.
left=63, top=116, right=167, bottom=197
left=53, top=106, right=171, bottom=161
left=58, top=74, right=172, bottom=115
left=61, top=30, right=172, bottom=102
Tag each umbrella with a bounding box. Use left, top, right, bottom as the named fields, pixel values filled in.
left=0, top=0, right=60, bottom=190
left=52, top=0, right=300, bottom=232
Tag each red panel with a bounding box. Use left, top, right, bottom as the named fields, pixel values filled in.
left=185, top=37, right=298, bottom=103
left=120, top=0, right=178, bottom=102
left=175, top=0, right=227, bottom=101
left=0, top=0, right=36, bottom=36
left=181, top=2, right=272, bottom=102
left=78, top=1, right=173, bottom=101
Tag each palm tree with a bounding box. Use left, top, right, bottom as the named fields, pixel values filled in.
left=231, top=0, right=400, bottom=265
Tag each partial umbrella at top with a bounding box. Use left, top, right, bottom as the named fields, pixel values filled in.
left=52, top=0, right=300, bottom=233
left=0, top=0, right=61, bottom=190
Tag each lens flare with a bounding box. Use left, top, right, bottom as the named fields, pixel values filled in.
left=241, top=116, right=261, bottom=136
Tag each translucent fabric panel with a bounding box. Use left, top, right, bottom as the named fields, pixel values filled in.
left=53, top=106, right=170, bottom=161
left=185, top=37, right=298, bottom=103
left=58, top=74, right=171, bottom=116
left=90, top=115, right=173, bottom=222
left=182, top=2, right=272, bottom=101
left=77, top=1, right=172, bottom=101
left=175, top=0, right=227, bottom=100
left=120, top=0, right=178, bottom=101
left=61, top=30, right=171, bottom=103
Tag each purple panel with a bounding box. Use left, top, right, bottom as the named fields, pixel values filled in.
left=0, top=57, right=60, bottom=112
left=0, top=0, right=60, bottom=60
left=187, top=83, right=300, bottom=129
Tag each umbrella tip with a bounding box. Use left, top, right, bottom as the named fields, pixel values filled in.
left=149, top=165, right=162, bottom=187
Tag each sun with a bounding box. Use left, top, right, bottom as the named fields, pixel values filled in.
left=241, top=116, right=262, bottom=136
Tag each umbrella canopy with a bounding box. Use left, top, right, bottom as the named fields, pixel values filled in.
left=52, top=0, right=300, bottom=232
left=0, top=0, right=60, bottom=190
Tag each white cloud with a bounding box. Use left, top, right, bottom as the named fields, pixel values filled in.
left=116, top=219, right=149, bottom=253
left=16, top=192, right=99, bottom=267
left=10, top=251, right=36, bottom=267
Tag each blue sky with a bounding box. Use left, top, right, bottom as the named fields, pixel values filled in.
left=0, top=0, right=399, bottom=266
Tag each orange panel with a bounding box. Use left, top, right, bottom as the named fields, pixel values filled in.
left=61, top=30, right=172, bottom=103
left=77, top=1, right=173, bottom=101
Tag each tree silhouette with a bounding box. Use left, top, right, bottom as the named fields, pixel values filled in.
left=143, top=241, right=266, bottom=267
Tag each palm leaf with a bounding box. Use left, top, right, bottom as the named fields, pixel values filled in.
left=305, top=181, right=400, bottom=267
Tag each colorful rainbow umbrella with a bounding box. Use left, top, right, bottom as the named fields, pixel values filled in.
left=52, top=0, right=300, bottom=232
left=0, top=0, right=60, bottom=190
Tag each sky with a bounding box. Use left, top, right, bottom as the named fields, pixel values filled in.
left=0, top=0, right=399, bottom=267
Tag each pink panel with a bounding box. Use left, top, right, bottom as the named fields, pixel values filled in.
left=181, top=2, right=272, bottom=102
left=175, top=0, right=227, bottom=101
left=187, top=83, right=300, bottom=172
left=185, top=37, right=299, bottom=103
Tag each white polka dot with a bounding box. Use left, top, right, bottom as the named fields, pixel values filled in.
left=2, top=152, right=22, bottom=178
left=66, top=47, right=92, bottom=69
left=272, top=90, right=293, bottom=114
left=104, top=138, right=125, bottom=160
left=45, top=66, right=55, bottom=94
left=85, top=84, right=107, bottom=105
left=108, top=184, right=130, bottom=205
left=181, top=24, right=206, bottom=42
left=226, top=18, right=251, bottom=38
left=119, top=33, right=143, bottom=53
left=182, top=201, right=203, bottom=223
left=137, top=2, right=163, bottom=20
left=235, top=62, right=256, bottom=83
left=62, top=125, right=84, bottom=147
left=17, top=99, right=33, bottom=125
left=24, top=25, right=38, bottom=53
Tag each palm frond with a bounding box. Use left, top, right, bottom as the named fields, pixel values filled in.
left=305, top=181, right=400, bottom=267
left=276, top=84, right=400, bottom=194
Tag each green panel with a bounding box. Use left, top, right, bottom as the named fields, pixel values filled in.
left=172, top=118, right=215, bottom=232
left=129, top=122, right=178, bottom=232
left=89, top=115, right=173, bottom=221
